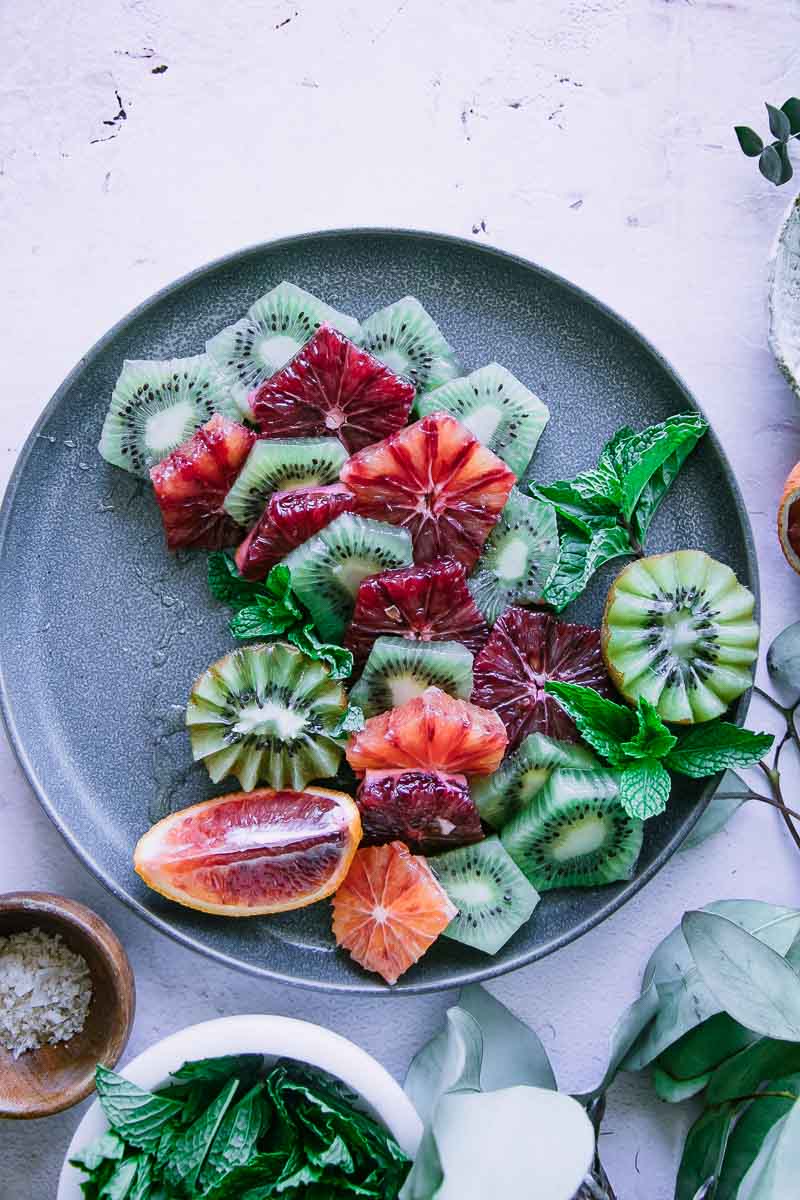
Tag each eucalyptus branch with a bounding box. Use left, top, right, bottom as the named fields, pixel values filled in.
left=735, top=98, right=800, bottom=186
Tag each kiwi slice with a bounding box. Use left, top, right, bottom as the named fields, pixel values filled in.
left=206, top=281, right=361, bottom=417
left=430, top=836, right=539, bottom=955
left=418, top=363, right=549, bottom=476
left=471, top=733, right=597, bottom=829
left=284, top=514, right=413, bottom=642
left=501, top=768, right=643, bottom=891
left=602, top=550, right=759, bottom=724
left=358, top=296, right=460, bottom=393
left=350, top=637, right=474, bottom=717
left=468, top=489, right=560, bottom=624
left=186, top=641, right=349, bottom=791
left=223, top=437, right=347, bottom=529
left=99, top=355, right=234, bottom=478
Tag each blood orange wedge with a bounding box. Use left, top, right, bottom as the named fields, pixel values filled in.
left=346, top=686, right=508, bottom=776
left=331, top=841, right=457, bottom=984
left=356, top=769, right=484, bottom=852
left=235, top=484, right=356, bottom=580
left=472, top=608, right=613, bottom=750
left=778, top=461, right=800, bottom=574
left=340, top=411, right=516, bottom=568
left=150, top=413, right=255, bottom=550
left=134, top=786, right=361, bottom=916
left=344, top=557, right=490, bottom=669
left=250, top=324, right=415, bottom=455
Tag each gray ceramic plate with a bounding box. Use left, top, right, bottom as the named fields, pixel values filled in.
left=0, top=229, right=757, bottom=994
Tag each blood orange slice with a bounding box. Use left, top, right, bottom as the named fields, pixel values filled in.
left=134, top=787, right=361, bottom=916
left=250, top=324, right=415, bottom=455
left=778, top=461, right=800, bottom=574
left=356, top=769, right=483, bottom=852
left=346, top=686, right=508, bottom=776
left=341, top=411, right=516, bottom=568
left=235, top=484, right=356, bottom=580
left=150, top=413, right=255, bottom=550
left=331, top=841, right=458, bottom=984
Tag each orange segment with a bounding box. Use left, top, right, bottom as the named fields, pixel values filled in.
left=134, top=787, right=361, bottom=916
left=332, top=842, right=458, bottom=984
left=346, top=686, right=508, bottom=776
left=778, top=461, right=800, bottom=574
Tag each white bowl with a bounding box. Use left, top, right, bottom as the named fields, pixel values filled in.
left=58, top=1013, right=423, bottom=1199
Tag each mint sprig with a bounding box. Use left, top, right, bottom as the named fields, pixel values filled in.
left=545, top=681, right=772, bottom=820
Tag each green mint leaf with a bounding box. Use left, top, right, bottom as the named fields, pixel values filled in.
left=602, top=412, right=708, bottom=522
left=618, top=758, right=671, bottom=819
left=735, top=125, right=765, bottom=157
left=767, top=101, right=792, bottom=142
left=128, top=1156, right=153, bottom=1200
left=544, top=681, right=636, bottom=763
left=207, top=552, right=264, bottom=611
left=69, top=1131, right=127, bottom=1172
left=96, top=1156, right=140, bottom=1199
left=264, top=564, right=303, bottom=618
left=171, top=1054, right=264, bottom=1086
left=629, top=436, right=701, bottom=544
left=532, top=476, right=620, bottom=534
left=665, top=723, right=773, bottom=778
left=760, top=143, right=785, bottom=185
left=542, top=522, right=633, bottom=611
left=331, top=704, right=365, bottom=738
left=200, top=1154, right=286, bottom=1200
left=162, top=1077, right=239, bottom=1194
left=783, top=97, right=800, bottom=135
left=199, top=1082, right=266, bottom=1191
left=619, top=697, right=677, bottom=761
left=95, top=1065, right=183, bottom=1153
left=287, top=623, right=354, bottom=679
left=229, top=604, right=294, bottom=640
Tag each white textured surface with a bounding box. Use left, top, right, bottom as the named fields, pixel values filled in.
left=2, top=2, right=800, bottom=1195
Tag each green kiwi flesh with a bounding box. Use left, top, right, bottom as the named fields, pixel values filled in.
left=99, top=355, right=234, bottom=477
left=430, top=836, right=539, bottom=955
left=206, top=281, right=361, bottom=418
left=418, top=363, right=550, bottom=476
left=471, top=733, right=598, bottom=829
left=467, top=488, right=560, bottom=623
left=602, top=550, right=759, bottom=724
left=501, top=768, right=643, bottom=891
left=222, top=437, right=347, bottom=529
left=358, top=296, right=460, bottom=393
left=349, top=637, right=474, bottom=717
left=186, top=641, right=348, bottom=791
left=284, top=514, right=413, bottom=642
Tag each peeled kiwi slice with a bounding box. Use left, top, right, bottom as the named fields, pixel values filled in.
left=471, top=733, right=597, bottom=829
left=418, top=363, right=549, bottom=477
left=349, top=637, right=474, bottom=717
left=430, top=836, right=540, bottom=955
left=284, top=513, right=413, bottom=642
left=358, top=296, right=460, bottom=393
left=223, top=437, right=347, bottom=529
left=206, top=281, right=361, bottom=417
left=99, top=355, right=234, bottom=478
left=468, top=489, right=560, bottom=624
left=501, top=768, right=643, bottom=891
left=602, top=550, right=759, bottom=724
left=186, top=641, right=348, bottom=791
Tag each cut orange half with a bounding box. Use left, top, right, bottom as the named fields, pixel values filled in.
left=778, top=461, right=800, bottom=574
left=134, top=787, right=361, bottom=916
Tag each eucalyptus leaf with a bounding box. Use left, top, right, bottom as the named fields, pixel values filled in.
left=716, top=1075, right=800, bottom=1200
left=675, top=1103, right=737, bottom=1200
left=735, top=126, right=765, bottom=157
left=657, top=1013, right=757, bottom=1088
left=459, top=983, right=557, bottom=1092
left=760, top=144, right=785, bottom=185
left=766, top=102, right=791, bottom=142
left=737, top=1098, right=800, bottom=1199
left=683, top=911, right=800, bottom=1042
left=680, top=771, right=750, bottom=851
left=706, top=1039, right=800, bottom=1105
left=652, top=1066, right=712, bottom=1103
left=766, top=619, right=800, bottom=705
left=404, top=1007, right=483, bottom=1126
left=782, top=97, right=800, bottom=135
left=576, top=981, right=659, bottom=1101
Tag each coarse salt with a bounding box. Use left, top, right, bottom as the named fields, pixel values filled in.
left=0, top=926, right=92, bottom=1058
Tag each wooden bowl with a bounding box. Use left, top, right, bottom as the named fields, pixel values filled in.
left=0, top=893, right=135, bottom=1119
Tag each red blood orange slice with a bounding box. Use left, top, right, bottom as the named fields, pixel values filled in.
left=134, top=786, right=361, bottom=916
left=340, top=411, right=516, bottom=568
left=250, top=324, right=415, bottom=455
left=778, top=461, right=800, bottom=574
left=346, top=686, right=508, bottom=776
left=331, top=841, right=458, bottom=984
left=150, top=413, right=255, bottom=550
left=235, top=484, right=356, bottom=580
left=356, top=769, right=483, bottom=852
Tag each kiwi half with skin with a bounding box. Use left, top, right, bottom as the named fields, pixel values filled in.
left=207, top=281, right=361, bottom=418
left=186, top=641, right=348, bottom=791
left=602, top=550, right=759, bottom=724
left=99, top=355, right=234, bottom=477
left=468, top=488, right=560, bottom=624
left=350, top=637, right=474, bottom=717
left=223, top=437, right=347, bottom=529
left=358, top=296, right=460, bottom=393
left=418, top=363, right=549, bottom=477
left=430, top=836, right=540, bottom=955
left=501, top=768, right=643, bottom=891
left=471, top=733, right=597, bottom=829
left=284, top=513, right=413, bottom=642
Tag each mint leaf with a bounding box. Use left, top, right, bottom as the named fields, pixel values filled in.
left=128, top=1156, right=153, bottom=1200
left=163, top=1078, right=239, bottom=1194
left=171, top=1054, right=264, bottom=1086
left=603, top=413, right=708, bottom=521
left=207, top=552, right=263, bottom=611
left=542, top=522, right=633, bottom=611
left=331, top=704, right=365, bottom=738
left=229, top=602, right=296, bottom=640
left=628, top=434, right=701, bottom=544
left=620, top=697, right=677, bottom=760
left=69, top=1131, right=127, bottom=1172
left=618, top=758, right=671, bottom=819
left=200, top=1083, right=267, bottom=1192
left=544, top=682, right=635, bottom=763
left=263, top=564, right=303, bottom=618
left=97, top=1156, right=139, bottom=1199
left=288, top=623, right=354, bottom=680
left=665, top=723, right=774, bottom=778
left=95, top=1065, right=183, bottom=1153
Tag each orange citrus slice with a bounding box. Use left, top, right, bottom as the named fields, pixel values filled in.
left=778, top=461, right=800, bottom=574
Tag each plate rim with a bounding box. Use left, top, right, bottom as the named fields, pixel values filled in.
left=0, top=226, right=759, bottom=994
